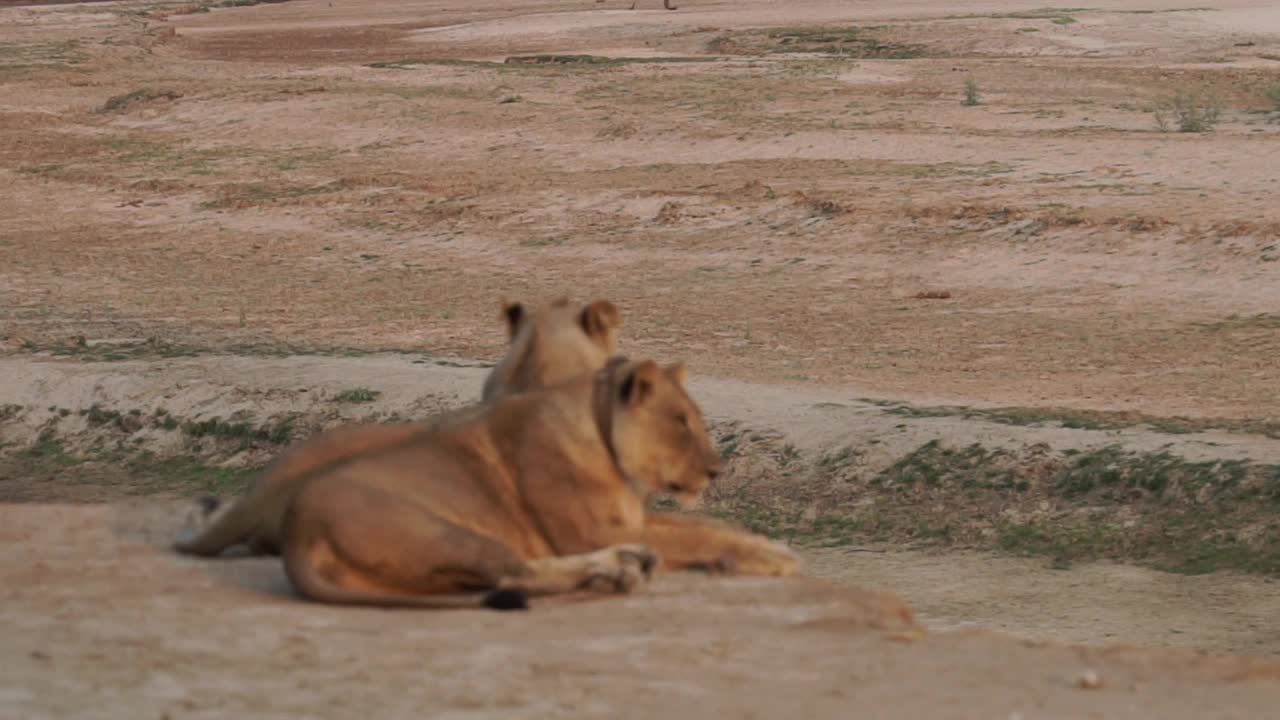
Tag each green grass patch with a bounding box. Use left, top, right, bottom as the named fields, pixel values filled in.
left=22, top=435, right=81, bottom=469
left=995, top=519, right=1118, bottom=569
left=333, top=387, right=381, bottom=403
left=126, top=453, right=255, bottom=496
left=1162, top=540, right=1280, bottom=576
left=2, top=437, right=258, bottom=502
left=875, top=440, right=1029, bottom=492
left=714, top=26, right=931, bottom=59
left=183, top=414, right=296, bottom=445
left=1052, top=445, right=1250, bottom=499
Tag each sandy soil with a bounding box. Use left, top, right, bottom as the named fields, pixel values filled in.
left=805, top=547, right=1280, bottom=657
left=3, top=502, right=1280, bottom=720
left=4, top=0, right=1280, bottom=714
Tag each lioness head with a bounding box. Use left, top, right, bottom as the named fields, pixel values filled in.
left=481, top=297, right=621, bottom=402
left=605, top=358, right=722, bottom=509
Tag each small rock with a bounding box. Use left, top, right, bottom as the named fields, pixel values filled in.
left=1075, top=668, right=1103, bottom=689
left=1010, top=219, right=1045, bottom=237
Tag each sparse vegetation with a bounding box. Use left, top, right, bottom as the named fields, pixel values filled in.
left=333, top=387, right=381, bottom=403
left=864, top=399, right=1280, bottom=439
left=519, top=236, right=566, bottom=248
left=183, top=414, right=296, bottom=445
left=709, top=26, right=930, bottom=59
left=0, top=40, right=85, bottom=72
left=1153, top=91, right=1221, bottom=133
left=2, top=436, right=257, bottom=500
left=1267, top=82, right=1280, bottom=112
left=22, top=434, right=80, bottom=469
left=199, top=181, right=340, bottom=210
left=699, top=421, right=1280, bottom=577
left=367, top=57, right=500, bottom=70
left=97, top=88, right=182, bottom=114
left=127, top=453, right=254, bottom=495
left=503, top=54, right=718, bottom=66
left=962, top=78, right=981, bottom=106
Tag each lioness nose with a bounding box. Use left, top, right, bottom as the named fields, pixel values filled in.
left=706, top=463, right=722, bottom=480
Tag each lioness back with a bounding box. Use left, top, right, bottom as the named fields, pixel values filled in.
left=173, top=297, right=624, bottom=558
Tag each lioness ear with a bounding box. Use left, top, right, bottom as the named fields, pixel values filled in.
left=579, top=299, right=620, bottom=339
left=618, top=360, right=659, bottom=406
left=501, top=300, right=525, bottom=339
left=665, top=362, right=687, bottom=387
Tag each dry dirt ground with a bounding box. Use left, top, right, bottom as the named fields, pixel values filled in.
left=7, top=502, right=1280, bottom=720
left=3, top=0, right=1280, bottom=715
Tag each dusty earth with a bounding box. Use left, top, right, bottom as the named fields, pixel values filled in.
left=3, top=0, right=1280, bottom=716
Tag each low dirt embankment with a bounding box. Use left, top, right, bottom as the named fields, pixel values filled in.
left=4, top=348, right=1278, bottom=579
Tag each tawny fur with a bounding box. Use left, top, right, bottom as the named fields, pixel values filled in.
left=173, top=297, right=622, bottom=558
left=278, top=357, right=800, bottom=609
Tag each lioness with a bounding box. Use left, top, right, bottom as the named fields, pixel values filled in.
left=174, top=297, right=622, bottom=558
left=281, top=356, right=800, bottom=610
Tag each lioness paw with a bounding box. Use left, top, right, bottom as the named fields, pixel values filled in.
left=749, top=541, right=802, bottom=576
left=579, top=544, right=657, bottom=594
left=706, top=541, right=802, bottom=577
left=614, top=543, right=659, bottom=577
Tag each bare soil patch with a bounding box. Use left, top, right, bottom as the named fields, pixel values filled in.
left=6, top=502, right=1280, bottom=720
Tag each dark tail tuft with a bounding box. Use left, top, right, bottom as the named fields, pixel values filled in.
left=198, top=495, right=221, bottom=515
left=482, top=589, right=529, bottom=611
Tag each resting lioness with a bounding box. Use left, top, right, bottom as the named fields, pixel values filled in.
left=174, top=297, right=622, bottom=558
left=281, top=356, right=800, bottom=610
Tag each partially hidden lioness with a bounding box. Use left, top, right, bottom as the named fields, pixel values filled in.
left=173, top=297, right=622, bottom=558
left=281, top=355, right=800, bottom=609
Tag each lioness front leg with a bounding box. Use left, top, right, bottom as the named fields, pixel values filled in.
left=624, top=512, right=801, bottom=576
left=506, top=544, right=658, bottom=595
